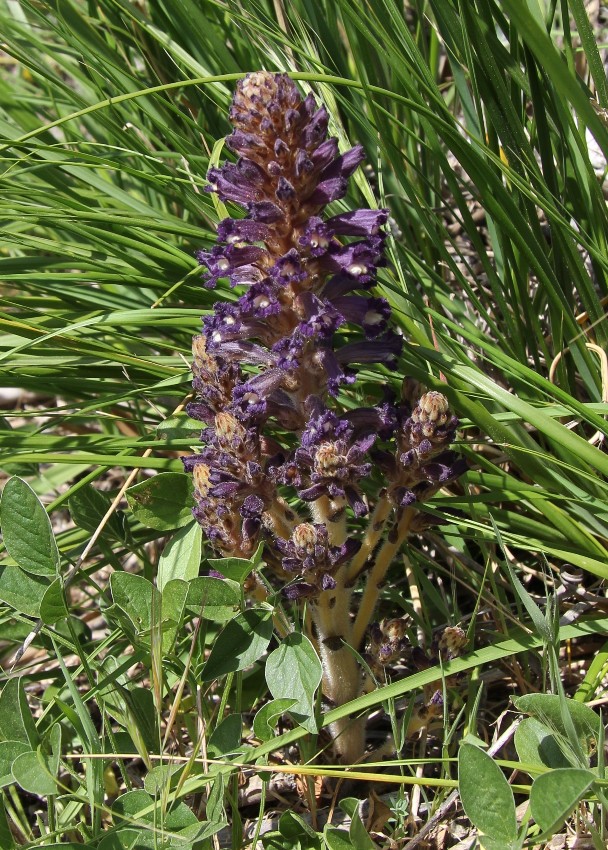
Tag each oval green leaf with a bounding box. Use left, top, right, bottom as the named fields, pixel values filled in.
left=207, top=541, right=264, bottom=585
left=69, top=484, right=126, bottom=541
left=514, top=716, right=571, bottom=770
left=126, top=473, right=193, bottom=531
left=514, top=693, right=600, bottom=758
left=110, top=572, right=160, bottom=639
left=0, top=564, right=50, bottom=617
left=530, top=767, right=595, bottom=834
left=265, top=633, right=322, bottom=733
left=40, top=578, right=69, bottom=625
left=157, top=520, right=202, bottom=591
left=0, top=477, right=59, bottom=576
left=185, top=576, right=241, bottom=622
left=0, top=741, right=30, bottom=788
left=253, top=699, right=298, bottom=743
left=12, top=749, right=57, bottom=796
left=0, top=678, right=39, bottom=747
left=458, top=743, right=517, bottom=844
left=202, top=607, right=273, bottom=681
left=207, top=714, right=244, bottom=759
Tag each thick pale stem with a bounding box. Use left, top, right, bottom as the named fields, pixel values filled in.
left=310, top=495, right=364, bottom=763
left=351, top=507, right=416, bottom=650
left=310, top=495, right=346, bottom=545
left=267, top=495, right=303, bottom=540
left=311, top=573, right=365, bottom=763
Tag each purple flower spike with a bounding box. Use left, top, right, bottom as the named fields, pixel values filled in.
left=183, top=73, right=470, bottom=767
left=186, top=70, right=465, bottom=609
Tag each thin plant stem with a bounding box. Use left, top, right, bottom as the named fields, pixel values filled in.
left=346, top=494, right=393, bottom=583
left=352, top=507, right=417, bottom=650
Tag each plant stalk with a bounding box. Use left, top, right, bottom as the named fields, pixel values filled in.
left=352, top=506, right=416, bottom=650
left=310, top=496, right=365, bottom=763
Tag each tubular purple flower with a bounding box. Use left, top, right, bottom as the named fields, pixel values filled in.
left=331, top=295, right=391, bottom=338
left=328, top=208, right=389, bottom=236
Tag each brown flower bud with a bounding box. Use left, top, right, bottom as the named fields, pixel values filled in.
left=292, top=523, right=319, bottom=557
left=437, top=625, right=467, bottom=659
left=413, top=392, right=450, bottom=427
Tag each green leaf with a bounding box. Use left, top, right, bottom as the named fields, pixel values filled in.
left=96, top=662, right=156, bottom=763
left=202, top=606, right=273, bottom=681
left=143, top=763, right=182, bottom=795
left=340, top=798, right=375, bottom=850
left=160, top=579, right=189, bottom=649
left=12, top=724, right=61, bottom=796
left=478, top=839, right=517, bottom=850
left=0, top=798, right=15, bottom=850
left=0, top=476, right=59, bottom=576
left=323, top=827, right=355, bottom=850
left=126, top=473, right=193, bottom=531
left=514, top=694, right=600, bottom=759
left=253, top=699, right=298, bottom=743
left=157, top=519, right=202, bottom=591
left=156, top=414, right=201, bottom=440
left=51, top=637, right=103, bottom=829
left=185, top=576, right=241, bottom=622
left=266, top=633, right=322, bottom=734
left=207, top=541, right=264, bottom=585
left=40, top=578, right=69, bottom=624
left=69, top=483, right=126, bottom=541
left=207, top=714, right=244, bottom=759
left=0, top=564, right=50, bottom=617
left=109, top=572, right=161, bottom=646
left=0, top=741, right=30, bottom=788
left=0, top=678, right=39, bottom=747
left=530, top=768, right=595, bottom=834
left=126, top=688, right=158, bottom=755
left=205, top=771, right=227, bottom=823
left=98, top=828, right=199, bottom=850
left=112, top=787, right=198, bottom=825
left=98, top=830, right=150, bottom=850
left=514, top=717, right=572, bottom=770
left=206, top=556, right=254, bottom=585
left=263, top=811, right=322, bottom=850
left=101, top=788, right=205, bottom=848
left=492, top=516, right=551, bottom=641
left=458, top=743, right=517, bottom=844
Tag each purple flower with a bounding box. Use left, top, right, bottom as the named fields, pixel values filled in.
left=182, top=411, right=276, bottom=557
left=196, top=243, right=267, bottom=289
left=290, top=405, right=376, bottom=517
left=331, top=295, right=391, bottom=338
left=275, top=523, right=360, bottom=599
left=367, top=617, right=410, bottom=676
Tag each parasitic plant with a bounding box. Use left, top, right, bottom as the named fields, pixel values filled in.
left=184, top=72, right=466, bottom=763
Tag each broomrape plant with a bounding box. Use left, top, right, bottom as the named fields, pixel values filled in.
left=184, top=72, right=467, bottom=763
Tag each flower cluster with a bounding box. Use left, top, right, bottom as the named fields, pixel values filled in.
left=366, top=616, right=411, bottom=680
left=408, top=625, right=469, bottom=732
left=184, top=72, right=466, bottom=762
